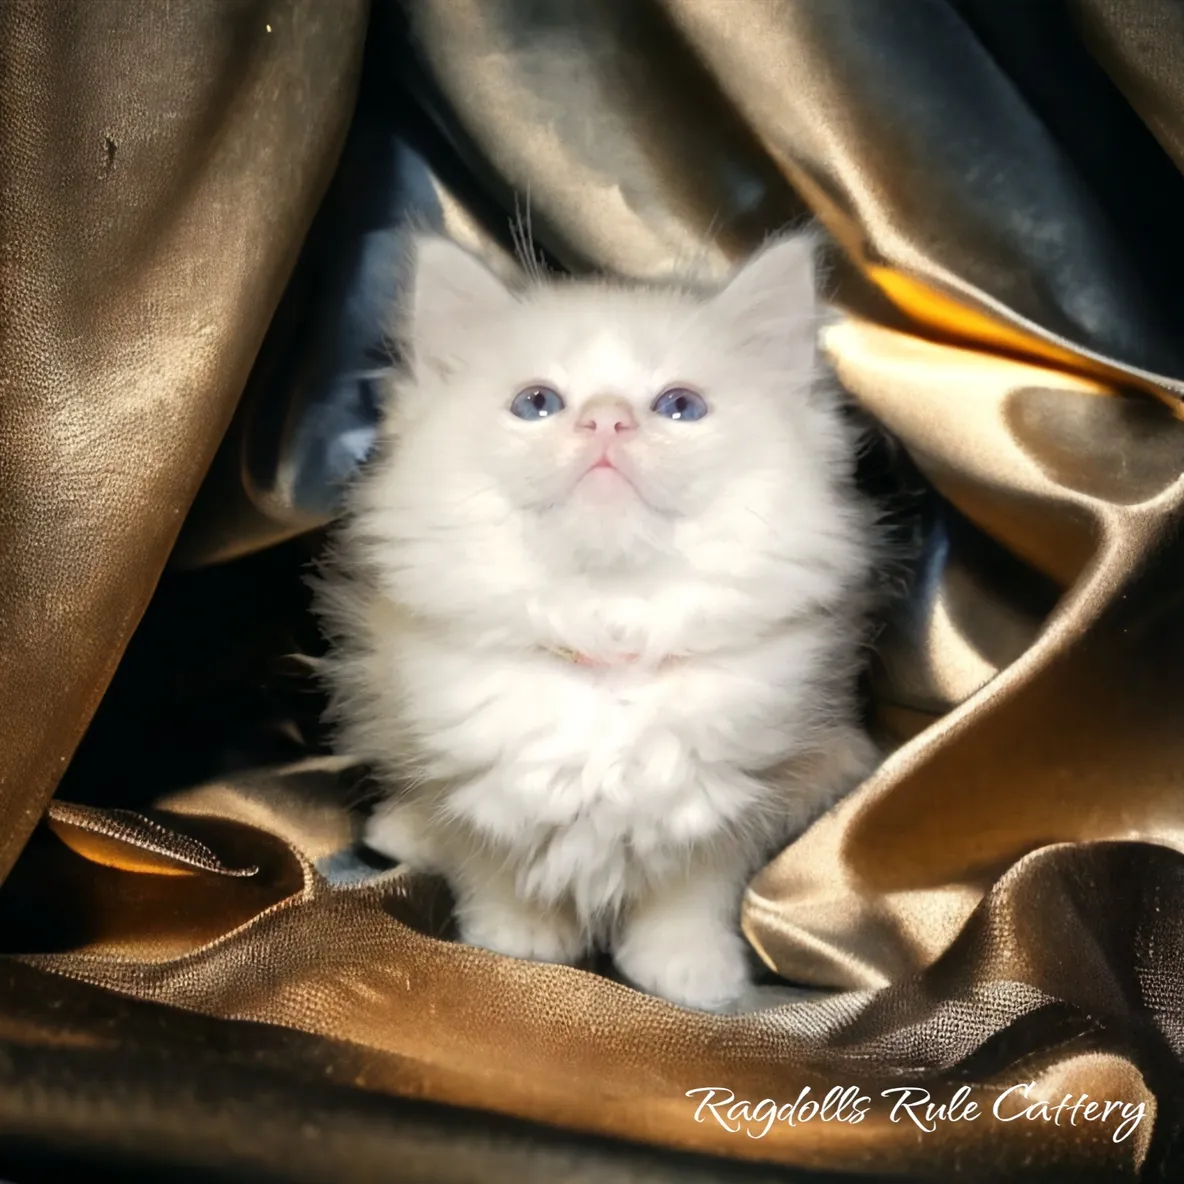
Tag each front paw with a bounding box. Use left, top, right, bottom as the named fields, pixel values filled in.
left=615, top=923, right=751, bottom=1012
left=363, top=800, right=439, bottom=868
left=457, top=901, right=585, bottom=965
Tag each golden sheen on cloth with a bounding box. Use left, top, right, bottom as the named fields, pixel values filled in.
left=0, top=0, right=368, bottom=882
left=3, top=1, right=1184, bottom=1180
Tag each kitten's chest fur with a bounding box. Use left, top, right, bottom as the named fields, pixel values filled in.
left=383, top=596, right=844, bottom=917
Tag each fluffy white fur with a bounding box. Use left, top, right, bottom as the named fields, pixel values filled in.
left=314, top=232, right=879, bottom=1011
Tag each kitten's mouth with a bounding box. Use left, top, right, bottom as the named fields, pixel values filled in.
left=551, top=455, right=674, bottom=520
left=568, top=450, right=663, bottom=512
left=579, top=453, right=635, bottom=491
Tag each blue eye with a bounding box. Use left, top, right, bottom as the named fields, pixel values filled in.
left=652, top=386, right=708, bottom=421
left=510, top=385, right=565, bottom=420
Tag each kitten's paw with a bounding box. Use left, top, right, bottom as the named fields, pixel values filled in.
left=458, top=901, right=585, bottom=965
left=363, top=801, right=438, bottom=868
left=615, top=923, right=751, bottom=1012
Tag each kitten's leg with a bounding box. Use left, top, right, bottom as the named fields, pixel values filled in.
left=367, top=800, right=584, bottom=962
left=614, top=852, right=752, bottom=1012
left=773, top=721, right=880, bottom=840
left=364, top=798, right=443, bottom=868
left=811, top=721, right=880, bottom=802
left=453, top=854, right=586, bottom=966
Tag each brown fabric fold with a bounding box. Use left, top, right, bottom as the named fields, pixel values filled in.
left=402, top=0, right=807, bottom=282
left=0, top=0, right=368, bottom=882
left=747, top=319, right=1184, bottom=990
left=6, top=789, right=1176, bottom=1179
left=1073, top=0, right=1184, bottom=175
left=664, top=0, right=1184, bottom=396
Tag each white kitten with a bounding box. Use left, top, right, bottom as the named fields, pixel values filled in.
left=314, top=232, right=879, bottom=1011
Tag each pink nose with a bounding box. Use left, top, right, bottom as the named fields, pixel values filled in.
left=577, top=397, right=637, bottom=436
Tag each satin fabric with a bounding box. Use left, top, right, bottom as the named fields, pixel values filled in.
left=3, top=782, right=1167, bottom=1180
left=0, top=0, right=368, bottom=881
left=4, top=0, right=1184, bottom=1179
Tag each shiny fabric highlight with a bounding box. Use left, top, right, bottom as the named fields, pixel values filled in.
left=0, top=0, right=368, bottom=881
left=5, top=781, right=1172, bottom=1180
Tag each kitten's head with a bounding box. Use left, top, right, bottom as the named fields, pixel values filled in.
left=369, top=232, right=863, bottom=591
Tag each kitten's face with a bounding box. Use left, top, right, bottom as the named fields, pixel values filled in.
left=385, top=235, right=850, bottom=575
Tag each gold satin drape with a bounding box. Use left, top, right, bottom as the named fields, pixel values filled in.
left=2, top=1, right=1183, bottom=1179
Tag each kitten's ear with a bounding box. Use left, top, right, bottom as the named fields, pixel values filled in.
left=402, top=235, right=515, bottom=371
left=710, top=233, right=818, bottom=355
